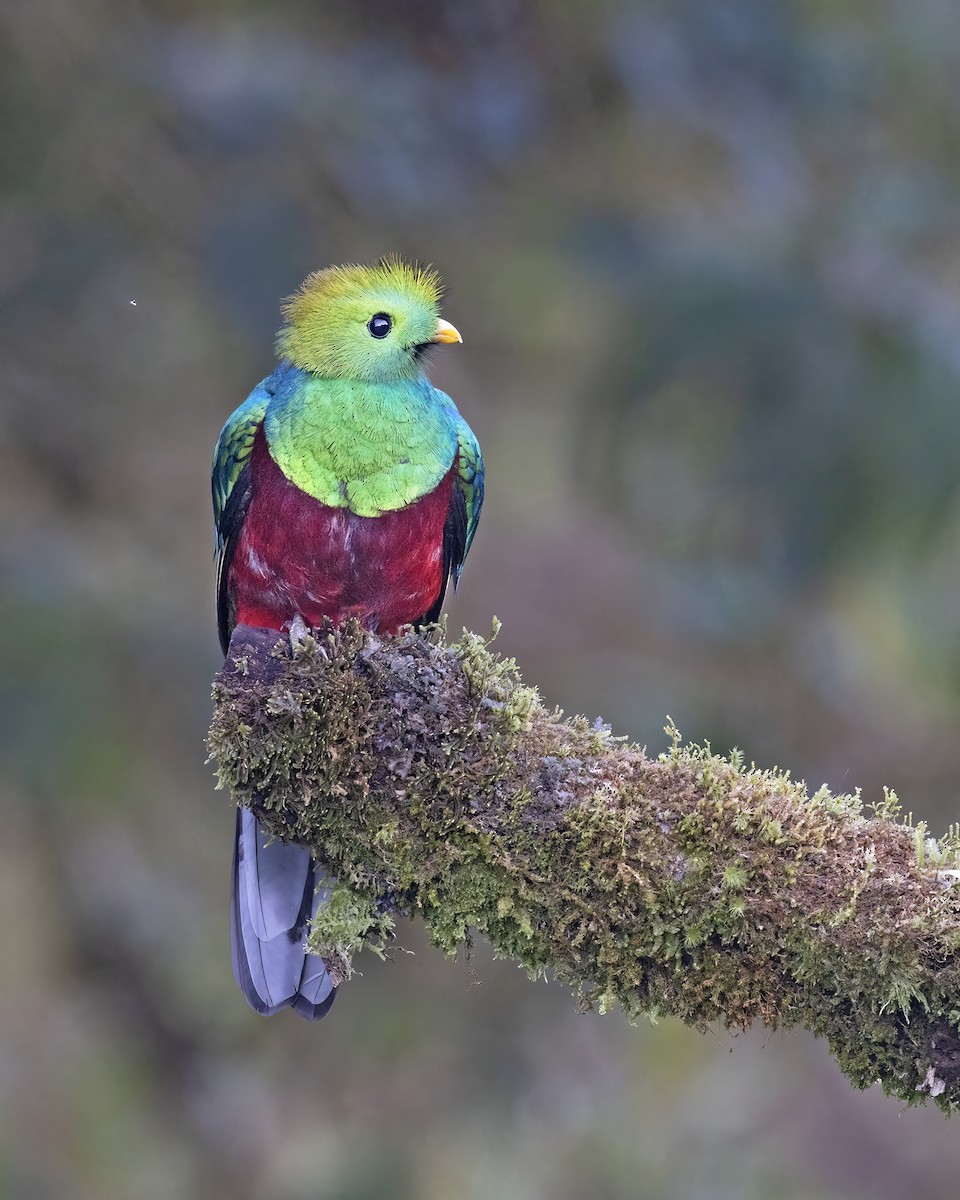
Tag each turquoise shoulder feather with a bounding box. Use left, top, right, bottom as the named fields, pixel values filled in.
left=212, top=376, right=273, bottom=552
left=452, top=414, right=484, bottom=583
left=212, top=375, right=273, bottom=651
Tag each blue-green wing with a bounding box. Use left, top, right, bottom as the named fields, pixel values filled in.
left=212, top=377, right=273, bottom=651
left=418, top=397, right=484, bottom=626
left=213, top=379, right=273, bottom=549
left=452, top=416, right=484, bottom=585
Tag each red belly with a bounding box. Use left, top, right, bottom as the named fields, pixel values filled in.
left=229, top=429, right=453, bottom=635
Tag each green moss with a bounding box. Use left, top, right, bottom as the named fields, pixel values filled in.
left=307, top=885, right=394, bottom=982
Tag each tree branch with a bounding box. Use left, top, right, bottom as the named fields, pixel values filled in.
left=208, top=622, right=960, bottom=1111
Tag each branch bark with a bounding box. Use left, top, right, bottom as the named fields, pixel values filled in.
left=208, top=622, right=960, bottom=1111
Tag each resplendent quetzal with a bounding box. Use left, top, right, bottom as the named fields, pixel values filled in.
left=212, top=259, right=483, bottom=1019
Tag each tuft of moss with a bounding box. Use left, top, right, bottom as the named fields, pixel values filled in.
left=208, top=622, right=960, bottom=1113
left=307, top=884, right=394, bottom=985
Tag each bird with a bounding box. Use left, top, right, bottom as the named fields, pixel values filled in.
left=212, top=258, right=484, bottom=1019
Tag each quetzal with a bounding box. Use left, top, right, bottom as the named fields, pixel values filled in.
left=212, top=259, right=483, bottom=1019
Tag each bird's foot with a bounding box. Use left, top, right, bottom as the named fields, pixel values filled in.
left=288, top=612, right=310, bottom=651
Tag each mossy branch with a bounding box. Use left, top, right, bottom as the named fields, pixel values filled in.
left=208, top=621, right=960, bottom=1111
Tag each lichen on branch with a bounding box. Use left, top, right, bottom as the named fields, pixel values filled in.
left=208, top=621, right=960, bottom=1112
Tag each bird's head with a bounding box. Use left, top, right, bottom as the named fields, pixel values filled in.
left=276, top=258, right=462, bottom=383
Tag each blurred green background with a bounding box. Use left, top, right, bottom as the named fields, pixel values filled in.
left=4, top=1, right=960, bottom=1197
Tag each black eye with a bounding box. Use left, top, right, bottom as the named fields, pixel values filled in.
left=368, top=313, right=392, bottom=339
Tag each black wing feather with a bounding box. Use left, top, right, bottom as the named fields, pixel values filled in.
left=418, top=474, right=468, bottom=627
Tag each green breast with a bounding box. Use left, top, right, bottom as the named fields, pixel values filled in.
left=264, top=373, right=457, bottom=517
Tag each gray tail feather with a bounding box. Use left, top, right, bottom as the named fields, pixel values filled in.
left=230, top=808, right=337, bottom=1020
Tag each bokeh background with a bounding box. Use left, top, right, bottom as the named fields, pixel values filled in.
left=4, top=2, right=960, bottom=1197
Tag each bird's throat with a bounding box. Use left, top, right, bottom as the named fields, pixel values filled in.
left=264, top=374, right=455, bottom=518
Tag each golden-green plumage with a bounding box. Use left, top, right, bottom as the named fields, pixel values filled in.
left=276, top=257, right=444, bottom=382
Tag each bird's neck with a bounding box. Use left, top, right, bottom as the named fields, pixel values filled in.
left=263, top=367, right=455, bottom=517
